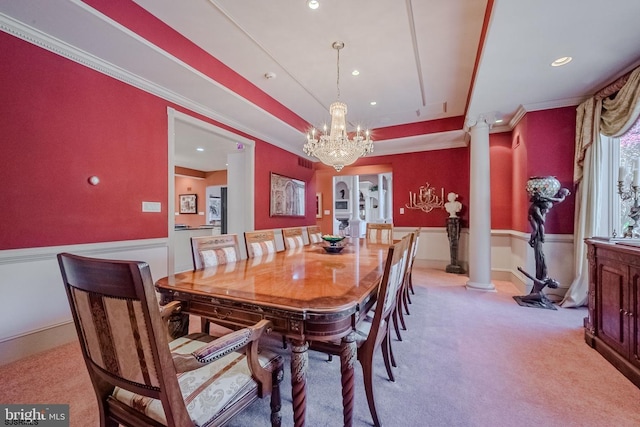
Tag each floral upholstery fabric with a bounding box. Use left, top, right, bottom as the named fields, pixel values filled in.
left=199, top=247, right=238, bottom=268
left=113, top=333, right=282, bottom=426
left=250, top=240, right=275, bottom=257
left=309, top=232, right=322, bottom=244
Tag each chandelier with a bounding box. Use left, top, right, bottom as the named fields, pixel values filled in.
left=303, top=41, right=373, bottom=172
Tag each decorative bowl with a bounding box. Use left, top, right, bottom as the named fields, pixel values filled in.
left=321, top=235, right=345, bottom=245
left=526, top=176, right=561, bottom=198
left=322, top=245, right=345, bottom=254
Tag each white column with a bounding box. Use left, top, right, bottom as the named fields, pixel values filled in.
left=466, top=116, right=495, bottom=291
left=350, top=175, right=361, bottom=236
left=385, top=174, right=393, bottom=223
left=377, top=174, right=385, bottom=223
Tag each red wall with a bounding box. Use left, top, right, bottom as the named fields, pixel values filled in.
left=0, top=32, right=168, bottom=249
left=512, top=107, right=576, bottom=234
left=254, top=142, right=316, bottom=230
left=490, top=132, right=514, bottom=230
left=315, top=147, right=471, bottom=228
left=0, top=28, right=578, bottom=251
left=0, top=32, right=315, bottom=250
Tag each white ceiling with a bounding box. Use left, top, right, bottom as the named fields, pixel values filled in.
left=2, top=0, right=640, bottom=171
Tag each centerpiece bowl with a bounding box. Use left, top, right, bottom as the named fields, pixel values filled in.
left=321, top=235, right=346, bottom=253
left=321, top=235, right=345, bottom=245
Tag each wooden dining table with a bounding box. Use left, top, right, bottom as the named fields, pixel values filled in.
left=155, top=237, right=390, bottom=427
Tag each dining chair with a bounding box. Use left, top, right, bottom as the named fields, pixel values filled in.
left=407, top=227, right=421, bottom=296
left=366, top=223, right=394, bottom=244
left=310, top=233, right=411, bottom=427
left=282, top=226, right=307, bottom=250
left=244, top=229, right=278, bottom=258
left=391, top=231, right=416, bottom=343
left=306, top=225, right=323, bottom=244
left=57, top=252, right=284, bottom=427
left=191, top=234, right=241, bottom=334
left=191, top=233, right=240, bottom=269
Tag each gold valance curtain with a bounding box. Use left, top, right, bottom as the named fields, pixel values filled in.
left=563, top=65, right=640, bottom=307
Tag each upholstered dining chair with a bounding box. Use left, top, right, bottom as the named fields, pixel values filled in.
left=57, top=253, right=284, bottom=427
left=191, top=234, right=241, bottom=270
left=244, top=229, right=278, bottom=258
left=282, top=226, right=307, bottom=250
left=391, top=231, right=416, bottom=343
left=366, top=223, right=394, bottom=244
left=310, top=234, right=411, bottom=427
left=306, top=225, right=323, bottom=244
left=191, top=234, right=241, bottom=334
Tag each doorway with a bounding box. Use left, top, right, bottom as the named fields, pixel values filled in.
left=167, top=108, right=255, bottom=274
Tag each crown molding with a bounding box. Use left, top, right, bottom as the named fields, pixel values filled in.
left=0, top=11, right=306, bottom=156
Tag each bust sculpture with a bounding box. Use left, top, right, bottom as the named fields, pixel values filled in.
left=445, top=192, right=462, bottom=218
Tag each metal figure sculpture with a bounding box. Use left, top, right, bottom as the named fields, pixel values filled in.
left=515, top=177, right=570, bottom=310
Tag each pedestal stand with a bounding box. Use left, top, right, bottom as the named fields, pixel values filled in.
left=446, top=217, right=465, bottom=274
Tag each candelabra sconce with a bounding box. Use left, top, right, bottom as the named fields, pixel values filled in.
left=405, top=182, right=445, bottom=213
left=617, top=179, right=640, bottom=238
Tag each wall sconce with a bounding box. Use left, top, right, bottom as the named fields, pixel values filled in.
left=405, top=182, right=445, bottom=213
left=88, top=176, right=100, bottom=186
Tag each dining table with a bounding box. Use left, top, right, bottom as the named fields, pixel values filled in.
left=155, top=237, right=391, bottom=427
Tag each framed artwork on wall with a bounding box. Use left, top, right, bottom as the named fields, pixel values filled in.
left=270, top=172, right=306, bottom=217
left=316, top=193, right=322, bottom=218
left=208, top=196, right=221, bottom=221
left=179, top=194, right=197, bottom=214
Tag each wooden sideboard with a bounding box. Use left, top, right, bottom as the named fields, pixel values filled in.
left=585, top=238, right=640, bottom=388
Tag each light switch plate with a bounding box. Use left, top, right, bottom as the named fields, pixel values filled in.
left=142, top=201, right=161, bottom=212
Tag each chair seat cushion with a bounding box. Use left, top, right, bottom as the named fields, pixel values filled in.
left=113, top=333, right=281, bottom=426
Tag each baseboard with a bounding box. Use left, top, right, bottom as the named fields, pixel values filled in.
left=0, top=321, right=77, bottom=366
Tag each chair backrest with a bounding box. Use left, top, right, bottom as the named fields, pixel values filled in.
left=191, top=234, right=240, bottom=270
left=366, top=223, right=394, bottom=244
left=367, top=234, right=411, bottom=345
left=57, top=253, right=192, bottom=425
left=306, top=225, right=323, bottom=244
left=282, top=227, right=307, bottom=250
left=244, top=230, right=278, bottom=258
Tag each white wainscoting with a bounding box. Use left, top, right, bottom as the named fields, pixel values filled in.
left=0, top=239, right=168, bottom=365
left=394, top=227, right=574, bottom=299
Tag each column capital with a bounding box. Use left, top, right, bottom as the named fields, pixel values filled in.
left=464, top=113, right=498, bottom=131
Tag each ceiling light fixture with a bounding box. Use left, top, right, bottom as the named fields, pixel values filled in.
left=351, top=70, right=360, bottom=76
left=307, top=0, right=319, bottom=10
left=551, top=56, right=572, bottom=67
left=303, top=41, right=373, bottom=172
left=196, top=147, right=204, bottom=152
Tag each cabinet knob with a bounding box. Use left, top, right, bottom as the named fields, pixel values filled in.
left=627, top=312, right=634, bottom=317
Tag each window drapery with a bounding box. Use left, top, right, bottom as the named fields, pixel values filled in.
left=562, top=66, right=640, bottom=307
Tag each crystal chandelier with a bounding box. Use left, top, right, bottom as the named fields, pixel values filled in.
left=303, top=41, right=373, bottom=172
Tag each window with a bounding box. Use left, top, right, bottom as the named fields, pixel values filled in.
left=613, top=117, right=640, bottom=236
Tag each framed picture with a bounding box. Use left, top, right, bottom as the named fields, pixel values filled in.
left=270, top=172, right=305, bottom=217
left=209, top=196, right=221, bottom=221
left=179, top=194, right=197, bottom=214
left=316, top=193, right=322, bottom=218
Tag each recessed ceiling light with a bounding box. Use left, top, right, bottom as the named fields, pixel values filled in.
left=308, top=0, right=319, bottom=10
left=351, top=70, right=360, bottom=76
left=370, top=101, right=377, bottom=106
left=196, top=147, right=204, bottom=152
left=551, top=56, right=572, bottom=67
left=495, top=119, right=504, bottom=123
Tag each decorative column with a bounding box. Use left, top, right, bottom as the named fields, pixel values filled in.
left=466, top=116, right=495, bottom=291
left=377, top=174, right=385, bottom=222
left=350, top=175, right=361, bottom=237
left=385, top=173, right=393, bottom=223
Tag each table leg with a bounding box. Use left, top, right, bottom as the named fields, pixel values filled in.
left=291, top=340, right=308, bottom=427
left=340, top=332, right=356, bottom=427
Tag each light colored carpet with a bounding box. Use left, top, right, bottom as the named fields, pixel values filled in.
left=1, top=265, right=639, bottom=427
